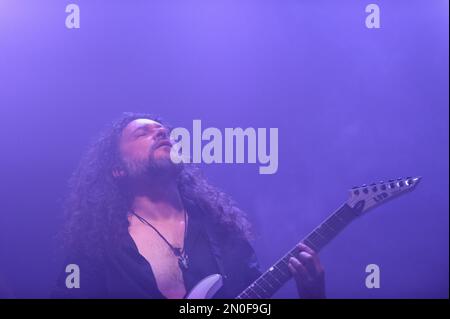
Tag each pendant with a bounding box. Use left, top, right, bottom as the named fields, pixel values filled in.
left=178, top=254, right=189, bottom=270
left=173, top=247, right=189, bottom=270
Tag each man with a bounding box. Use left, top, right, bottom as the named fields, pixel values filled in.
left=53, top=112, right=325, bottom=299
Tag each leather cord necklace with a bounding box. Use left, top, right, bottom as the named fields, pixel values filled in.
left=131, top=210, right=189, bottom=270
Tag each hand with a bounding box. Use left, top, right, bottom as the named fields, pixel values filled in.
left=288, top=243, right=326, bottom=299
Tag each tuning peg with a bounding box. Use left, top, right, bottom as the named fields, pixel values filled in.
left=370, top=182, right=378, bottom=192
left=406, top=177, right=418, bottom=186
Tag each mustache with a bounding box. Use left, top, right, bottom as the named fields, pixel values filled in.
left=151, top=137, right=173, bottom=151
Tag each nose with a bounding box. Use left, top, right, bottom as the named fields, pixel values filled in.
left=155, top=126, right=169, bottom=140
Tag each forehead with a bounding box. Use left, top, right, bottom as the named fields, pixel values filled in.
left=121, top=118, right=163, bottom=136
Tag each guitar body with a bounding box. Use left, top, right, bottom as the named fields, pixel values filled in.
left=185, top=274, right=223, bottom=299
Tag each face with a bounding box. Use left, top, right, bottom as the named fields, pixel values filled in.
left=118, top=118, right=175, bottom=177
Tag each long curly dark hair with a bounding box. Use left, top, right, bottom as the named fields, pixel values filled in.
left=61, top=112, right=252, bottom=258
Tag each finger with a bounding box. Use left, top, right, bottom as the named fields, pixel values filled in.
left=288, top=263, right=297, bottom=275
left=289, top=257, right=311, bottom=282
left=297, top=252, right=318, bottom=276
left=298, top=243, right=316, bottom=255
left=298, top=244, right=324, bottom=275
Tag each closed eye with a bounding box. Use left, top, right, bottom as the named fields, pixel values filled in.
left=132, top=123, right=160, bottom=139
left=134, top=130, right=149, bottom=138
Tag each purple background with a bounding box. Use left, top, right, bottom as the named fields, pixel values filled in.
left=0, top=0, right=448, bottom=298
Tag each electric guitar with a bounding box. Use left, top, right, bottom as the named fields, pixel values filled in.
left=185, top=176, right=422, bottom=299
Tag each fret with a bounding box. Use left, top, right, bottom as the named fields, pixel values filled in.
left=253, top=281, right=268, bottom=296
left=307, top=232, right=321, bottom=242
left=325, top=215, right=345, bottom=229
left=239, top=289, right=250, bottom=298
left=281, top=258, right=294, bottom=267
left=258, top=268, right=286, bottom=290
left=256, top=277, right=273, bottom=293
left=246, top=288, right=261, bottom=299
left=273, top=264, right=290, bottom=279
left=313, top=228, right=327, bottom=239
left=241, top=289, right=256, bottom=299
left=321, top=220, right=336, bottom=232
left=238, top=291, right=249, bottom=298
left=316, top=226, right=332, bottom=237
left=263, top=266, right=286, bottom=284
left=266, top=269, right=283, bottom=284
left=303, top=238, right=318, bottom=251
left=336, top=204, right=357, bottom=222
left=269, top=265, right=284, bottom=278
left=333, top=214, right=346, bottom=225
left=260, top=273, right=277, bottom=288
left=248, top=285, right=264, bottom=298
left=305, top=232, right=323, bottom=250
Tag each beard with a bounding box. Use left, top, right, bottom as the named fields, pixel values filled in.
left=123, top=152, right=182, bottom=181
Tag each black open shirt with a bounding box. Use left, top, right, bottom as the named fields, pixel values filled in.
left=52, top=202, right=261, bottom=299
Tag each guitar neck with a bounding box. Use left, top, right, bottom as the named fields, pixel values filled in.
left=236, top=202, right=361, bottom=299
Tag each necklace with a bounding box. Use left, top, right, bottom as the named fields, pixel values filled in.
left=131, top=210, right=189, bottom=270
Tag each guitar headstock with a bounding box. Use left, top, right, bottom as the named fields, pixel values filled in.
left=347, top=176, right=421, bottom=215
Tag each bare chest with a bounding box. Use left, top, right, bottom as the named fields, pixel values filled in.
left=129, top=223, right=186, bottom=299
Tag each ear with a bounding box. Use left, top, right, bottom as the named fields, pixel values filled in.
left=112, top=167, right=127, bottom=179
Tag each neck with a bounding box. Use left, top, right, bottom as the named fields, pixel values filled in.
left=126, top=174, right=184, bottom=221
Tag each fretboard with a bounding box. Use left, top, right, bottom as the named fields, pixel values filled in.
left=236, top=203, right=360, bottom=299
